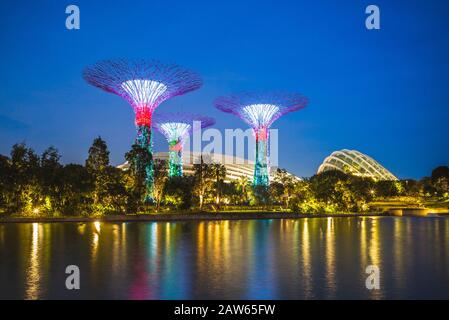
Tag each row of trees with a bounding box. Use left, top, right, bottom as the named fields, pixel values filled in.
left=0, top=138, right=247, bottom=216
left=278, top=166, right=449, bottom=214
left=0, top=138, right=448, bottom=216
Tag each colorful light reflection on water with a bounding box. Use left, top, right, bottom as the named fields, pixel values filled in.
left=0, top=217, right=449, bottom=299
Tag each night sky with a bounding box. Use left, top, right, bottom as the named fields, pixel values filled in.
left=0, top=0, right=448, bottom=179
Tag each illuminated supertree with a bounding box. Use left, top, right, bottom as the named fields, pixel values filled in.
left=215, top=92, right=308, bottom=186
left=83, top=59, right=202, bottom=201
left=153, top=112, right=215, bottom=177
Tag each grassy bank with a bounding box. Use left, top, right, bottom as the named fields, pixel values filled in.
left=0, top=211, right=394, bottom=223
left=2, top=197, right=448, bottom=223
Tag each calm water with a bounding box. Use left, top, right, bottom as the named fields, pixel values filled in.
left=0, top=217, right=449, bottom=299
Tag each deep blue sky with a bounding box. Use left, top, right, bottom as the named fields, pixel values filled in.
left=1, top=0, right=448, bottom=179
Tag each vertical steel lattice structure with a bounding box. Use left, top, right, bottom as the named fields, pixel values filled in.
left=83, top=59, right=202, bottom=200
left=214, top=92, right=308, bottom=186
left=153, top=113, right=215, bottom=177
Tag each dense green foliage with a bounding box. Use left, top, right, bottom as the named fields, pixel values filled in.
left=0, top=139, right=448, bottom=217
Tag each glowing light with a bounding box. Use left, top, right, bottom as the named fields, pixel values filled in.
left=242, top=104, right=279, bottom=128
left=301, top=219, right=312, bottom=298
left=26, top=223, right=40, bottom=300
left=77, top=223, right=86, bottom=235
left=214, top=92, right=308, bottom=186
left=32, top=208, right=40, bottom=215
left=83, top=59, right=202, bottom=112
left=317, top=149, right=397, bottom=181
left=255, top=127, right=269, bottom=141
left=254, top=137, right=269, bottom=186
left=159, top=122, right=191, bottom=142
left=91, top=223, right=101, bottom=263
left=83, top=59, right=203, bottom=200
left=157, top=121, right=191, bottom=177
left=94, top=221, right=101, bottom=234
left=154, top=113, right=215, bottom=177
left=92, top=233, right=99, bottom=262
left=325, top=218, right=336, bottom=297
left=121, top=79, right=167, bottom=108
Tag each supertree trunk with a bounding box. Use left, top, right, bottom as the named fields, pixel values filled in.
left=153, top=113, right=215, bottom=179
left=83, top=59, right=204, bottom=204
left=168, top=140, right=183, bottom=177
left=214, top=92, right=308, bottom=188
left=253, top=127, right=269, bottom=186
left=135, top=124, right=154, bottom=202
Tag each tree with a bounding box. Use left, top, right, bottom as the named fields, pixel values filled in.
left=211, top=163, right=226, bottom=206
left=164, top=176, right=194, bottom=210
left=431, top=166, right=449, bottom=180
left=0, top=155, right=11, bottom=214
left=334, top=180, right=358, bottom=212
left=86, top=137, right=115, bottom=214
left=85, top=136, right=110, bottom=172
left=236, top=175, right=250, bottom=204
left=221, top=181, right=240, bottom=205
left=9, top=143, right=41, bottom=215
left=250, top=185, right=271, bottom=206
left=272, top=168, right=297, bottom=208
left=401, top=179, right=422, bottom=197
left=289, top=179, right=326, bottom=214
left=375, top=180, right=401, bottom=198
left=57, top=164, right=94, bottom=216
left=309, top=170, right=350, bottom=205
left=431, top=166, right=449, bottom=197
left=94, top=166, right=129, bottom=214
left=125, top=143, right=149, bottom=208
left=153, top=159, right=168, bottom=211
left=269, top=181, right=284, bottom=204
left=193, top=156, right=214, bottom=209
left=40, top=146, right=62, bottom=214
left=306, top=170, right=373, bottom=213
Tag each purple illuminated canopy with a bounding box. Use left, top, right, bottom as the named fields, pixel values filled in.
left=214, top=92, right=308, bottom=128
left=83, top=59, right=203, bottom=113
left=153, top=112, right=215, bottom=142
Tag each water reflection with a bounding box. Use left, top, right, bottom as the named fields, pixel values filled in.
left=91, top=222, right=100, bottom=263
left=324, top=218, right=336, bottom=298
left=368, top=218, right=383, bottom=299
left=301, top=219, right=313, bottom=298
left=393, top=218, right=405, bottom=294
left=1, top=217, right=449, bottom=299
left=0, top=224, right=4, bottom=246
left=25, top=223, right=41, bottom=299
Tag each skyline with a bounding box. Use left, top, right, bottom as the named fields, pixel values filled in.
left=1, top=0, right=449, bottom=179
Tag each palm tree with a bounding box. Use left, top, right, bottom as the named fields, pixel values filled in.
left=153, top=159, right=168, bottom=212
left=237, top=175, right=249, bottom=204
left=211, top=163, right=226, bottom=206
left=193, top=156, right=214, bottom=210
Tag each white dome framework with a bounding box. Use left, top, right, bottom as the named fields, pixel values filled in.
left=317, top=149, right=397, bottom=181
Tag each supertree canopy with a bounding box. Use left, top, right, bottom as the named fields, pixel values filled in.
left=153, top=112, right=215, bottom=177
left=83, top=59, right=202, bottom=201
left=215, top=92, right=308, bottom=186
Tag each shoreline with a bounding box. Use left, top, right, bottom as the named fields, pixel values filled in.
left=1, top=209, right=448, bottom=224
left=0, top=211, right=396, bottom=224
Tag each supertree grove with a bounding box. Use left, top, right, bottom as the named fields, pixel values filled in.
left=83, top=59, right=202, bottom=201
left=153, top=112, right=215, bottom=177
left=215, top=92, right=308, bottom=186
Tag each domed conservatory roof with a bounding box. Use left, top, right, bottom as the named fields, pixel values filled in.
left=317, top=149, right=397, bottom=181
